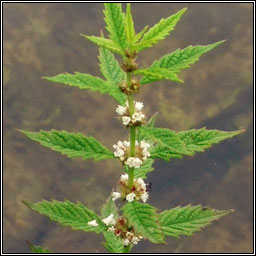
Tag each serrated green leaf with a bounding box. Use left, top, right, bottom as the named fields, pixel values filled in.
left=134, top=159, right=155, bottom=179
left=103, top=231, right=124, bottom=253
left=137, top=113, right=158, bottom=141
left=22, top=200, right=106, bottom=233
left=139, top=126, right=190, bottom=156
left=136, top=67, right=184, bottom=84
left=98, top=47, right=126, bottom=86
left=122, top=201, right=165, bottom=244
left=81, top=35, right=122, bottom=55
left=150, top=144, right=183, bottom=162
left=27, top=241, right=51, bottom=253
left=133, top=25, right=148, bottom=44
left=159, top=205, right=233, bottom=238
left=136, top=8, right=187, bottom=52
left=178, top=128, right=244, bottom=155
left=125, top=3, right=135, bottom=42
left=20, top=130, right=114, bottom=161
left=104, top=3, right=127, bottom=51
left=43, top=72, right=126, bottom=105
left=101, top=196, right=119, bottom=219
left=141, top=41, right=225, bottom=84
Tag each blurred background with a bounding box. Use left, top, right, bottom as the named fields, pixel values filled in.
left=3, top=3, right=253, bottom=253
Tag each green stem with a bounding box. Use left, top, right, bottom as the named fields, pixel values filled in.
left=126, top=71, right=136, bottom=189
left=128, top=125, right=136, bottom=188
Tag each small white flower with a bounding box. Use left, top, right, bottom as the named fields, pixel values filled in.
left=123, top=141, right=130, bottom=147
left=135, top=102, right=144, bottom=112
left=116, top=105, right=127, bottom=115
left=112, top=192, right=121, bottom=201
left=126, top=192, right=136, bottom=202
left=137, top=178, right=146, bottom=189
left=102, top=213, right=116, bottom=226
left=117, top=140, right=124, bottom=148
left=120, top=173, right=129, bottom=182
left=142, top=150, right=150, bottom=157
left=122, top=116, right=131, bottom=125
left=123, top=238, right=130, bottom=246
left=88, top=220, right=98, bottom=227
left=140, top=140, right=150, bottom=150
left=133, top=158, right=143, bottom=168
left=125, top=157, right=143, bottom=168
left=113, top=141, right=122, bottom=150
left=114, top=148, right=125, bottom=158
left=140, top=192, right=149, bottom=203
left=132, top=112, right=145, bottom=123
left=131, top=236, right=140, bottom=244
left=107, top=226, right=115, bottom=232
left=126, top=231, right=133, bottom=239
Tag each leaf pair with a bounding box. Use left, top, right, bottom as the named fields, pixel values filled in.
left=44, top=3, right=225, bottom=105
left=20, top=127, right=242, bottom=182
left=43, top=40, right=225, bottom=103
left=24, top=199, right=233, bottom=252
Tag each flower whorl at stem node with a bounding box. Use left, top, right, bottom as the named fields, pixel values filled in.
left=119, top=78, right=141, bottom=95
left=88, top=213, right=144, bottom=246
left=115, top=100, right=146, bottom=126
left=104, top=213, right=144, bottom=246
left=112, top=173, right=149, bottom=203
left=113, top=140, right=150, bottom=167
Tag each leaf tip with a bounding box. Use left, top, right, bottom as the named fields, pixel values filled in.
left=15, top=128, right=24, bottom=134
left=41, top=76, right=50, bottom=80
left=22, top=200, right=33, bottom=209
left=212, top=39, right=226, bottom=48
left=181, top=7, right=188, bottom=13
left=17, top=129, right=32, bottom=138
left=80, top=33, right=89, bottom=40
left=218, top=39, right=226, bottom=44
left=26, top=240, right=34, bottom=251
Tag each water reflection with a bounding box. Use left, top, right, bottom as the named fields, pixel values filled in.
left=3, top=3, right=253, bottom=253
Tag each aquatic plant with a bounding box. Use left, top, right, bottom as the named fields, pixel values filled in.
left=20, top=3, right=243, bottom=253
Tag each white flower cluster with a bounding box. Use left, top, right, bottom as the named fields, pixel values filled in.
left=112, top=173, right=149, bottom=203
left=113, top=140, right=150, bottom=168
left=116, top=101, right=145, bottom=126
left=88, top=213, right=143, bottom=246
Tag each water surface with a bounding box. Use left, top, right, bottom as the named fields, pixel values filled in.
left=3, top=3, right=253, bottom=253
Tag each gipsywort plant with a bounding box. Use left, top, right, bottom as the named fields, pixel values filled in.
left=21, top=3, right=243, bottom=253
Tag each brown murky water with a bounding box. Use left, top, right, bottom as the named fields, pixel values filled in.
left=3, top=3, right=253, bottom=253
